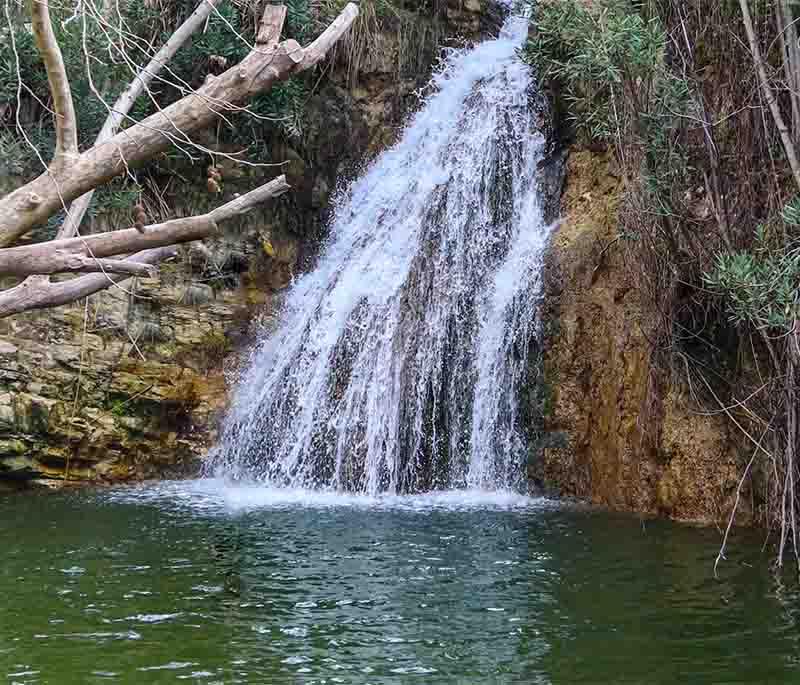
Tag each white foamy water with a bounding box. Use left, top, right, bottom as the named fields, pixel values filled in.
left=103, top=479, right=555, bottom=514
left=209, top=11, right=554, bottom=494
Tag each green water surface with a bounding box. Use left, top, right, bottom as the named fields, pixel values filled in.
left=1, top=481, right=798, bottom=684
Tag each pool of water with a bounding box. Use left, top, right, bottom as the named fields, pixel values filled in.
left=1, top=480, right=798, bottom=684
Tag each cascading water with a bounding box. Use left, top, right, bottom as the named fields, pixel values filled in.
left=209, top=10, right=554, bottom=493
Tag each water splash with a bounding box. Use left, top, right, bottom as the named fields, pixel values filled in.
left=210, top=13, right=553, bottom=493
left=102, top=479, right=553, bottom=514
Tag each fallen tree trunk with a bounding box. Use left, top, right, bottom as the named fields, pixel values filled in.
left=0, top=248, right=177, bottom=318
left=0, top=176, right=290, bottom=278
left=0, top=175, right=290, bottom=317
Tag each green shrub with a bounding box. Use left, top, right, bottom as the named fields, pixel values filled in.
left=525, top=0, right=693, bottom=254
left=705, top=204, right=800, bottom=332
left=110, top=399, right=128, bottom=417
left=0, top=131, right=30, bottom=177
left=525, top=0, right=684, bottom=146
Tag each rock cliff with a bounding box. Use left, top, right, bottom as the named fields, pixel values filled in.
left=534, top=149, right=751, bottom=525
left=0, top=1, right=502, bottom=488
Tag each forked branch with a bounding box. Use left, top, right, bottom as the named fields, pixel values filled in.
left=0, top=2, right=358, bottom=247
left=57, top=0, right=225, bottom=240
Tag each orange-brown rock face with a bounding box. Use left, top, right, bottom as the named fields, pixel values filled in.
left=535, top=149, right=750, bottom=525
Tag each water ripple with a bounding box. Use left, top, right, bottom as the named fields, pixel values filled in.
left=2, top=481, right=799, bottom=684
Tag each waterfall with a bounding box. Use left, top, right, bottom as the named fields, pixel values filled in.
left=209, top=12, right=553, bottom=493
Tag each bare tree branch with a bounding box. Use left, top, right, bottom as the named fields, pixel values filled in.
left=0, top=2, right=358, bottom=247
left=0, top=176, right=290, bottom=279
left=30, top=0, right=78, bottom=166
left=0, top=253, right=158, bottom=278
left=0, top=246, right=177, bottom=318
left=739, top=0, right=800, bottom=192
left=57, top=0, right=225, bottom=240
left=257, top=5, right=288, bottom=47
left=776, top=0, right=800, bottom=143
left=298, top=3, right=360, bottom=71
left=0, top=175, right=290, bottom=316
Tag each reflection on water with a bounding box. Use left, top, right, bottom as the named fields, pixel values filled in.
left=1, top=480, right=798, bottom=684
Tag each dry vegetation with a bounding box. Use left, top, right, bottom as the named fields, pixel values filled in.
left=528, top=0, right=800, bottom=568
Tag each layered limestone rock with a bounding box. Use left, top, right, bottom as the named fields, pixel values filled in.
left=534, top=149, right=749, bottom=525
left=0, top=1, right=502, bottom=487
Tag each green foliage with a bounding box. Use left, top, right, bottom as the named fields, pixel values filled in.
left=526, top=0, right=695, bottom=245
left=0, top=25, right=47, bottom=103
left=0, top=0, right=162, bottom=159
left=162, top=0, right=311, bottom=143
left=172, top=3, right=248, bottom=69
left=89, top=181, right=142, bottom=218
left=286, top=0, right=313, bottom=43
left=781, top=196, right=800, bottom=226
left=705, top=203, right=800, bottom=331
left=0, top=131, right=31, bottom=177
left=526, top=0, right=666, bottom=141
left=245, top=78, right=309, bottom=143
left=0, top=0, right=316, bottom=177
left=640, top=73, right=693, bottom=196
left=525, top=0, right=694, bottom=187
left=109, top=399, right=128, bottom=417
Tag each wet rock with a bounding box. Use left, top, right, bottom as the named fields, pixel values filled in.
left=532, top=149, right=746, bottom=525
